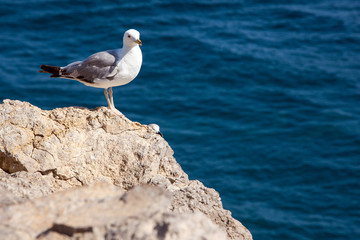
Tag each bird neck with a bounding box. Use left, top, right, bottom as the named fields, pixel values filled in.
left=122, top=44, right=138, bottom=53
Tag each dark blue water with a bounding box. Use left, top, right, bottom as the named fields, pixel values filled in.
left=1, top=0, right=359, bottom=239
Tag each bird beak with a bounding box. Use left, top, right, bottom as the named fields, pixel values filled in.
left=135, top=39, right=142, bottom=46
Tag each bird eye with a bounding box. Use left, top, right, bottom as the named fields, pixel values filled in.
left=128, top=35, right=131, bottom=38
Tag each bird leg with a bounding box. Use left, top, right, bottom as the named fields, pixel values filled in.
left=109, top=87, right=115, bottom=109
left=105, top=87, right=122, bottom=116
left=104, top=88, right=111, bottom=108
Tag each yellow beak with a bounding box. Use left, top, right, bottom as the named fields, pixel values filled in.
left=135, top=39, right=142, bottom=46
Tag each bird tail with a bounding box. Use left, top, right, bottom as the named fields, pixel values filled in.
left=39, top=65, right=61, bottom=78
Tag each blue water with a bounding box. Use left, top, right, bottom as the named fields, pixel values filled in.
left=1, top=0, right=359, bottom=239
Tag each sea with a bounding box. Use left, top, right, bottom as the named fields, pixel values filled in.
left=0, top=0, right=359, bottom=239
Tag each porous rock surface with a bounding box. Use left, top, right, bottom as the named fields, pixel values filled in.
left=0, top=99, right=252, bottom=240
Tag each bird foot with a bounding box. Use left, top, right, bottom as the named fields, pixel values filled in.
left=108, top=106, right=123, bottom=116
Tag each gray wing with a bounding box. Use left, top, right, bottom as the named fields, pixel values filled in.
left=62, top=49, right=120, bottom=83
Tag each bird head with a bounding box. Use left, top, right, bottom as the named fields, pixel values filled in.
left=123, top=29, right=142, bottom=47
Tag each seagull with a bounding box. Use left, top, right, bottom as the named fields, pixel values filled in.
left=39, top=29, right=142, bottom=116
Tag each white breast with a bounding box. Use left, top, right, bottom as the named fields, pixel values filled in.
left=92, top=46, right=142, bottom=89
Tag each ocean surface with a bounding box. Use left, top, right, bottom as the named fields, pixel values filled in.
left=1, top=0, right=359, bottom=239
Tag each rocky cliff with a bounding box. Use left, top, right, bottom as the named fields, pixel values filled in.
left=0, top=99, right=252, bottom=240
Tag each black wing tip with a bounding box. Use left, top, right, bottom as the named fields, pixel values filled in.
left=39, top=65, right=60, bottom=75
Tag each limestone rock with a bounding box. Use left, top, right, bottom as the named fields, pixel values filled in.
left=0, top=99, right=252, bottom=240
left=0, top=183, right=226, bottom=240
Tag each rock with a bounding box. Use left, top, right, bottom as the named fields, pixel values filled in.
left=0, top=99, right=252, bottom=240
left=0, top=169, right=55, bottom=206
left=1, top=183, right=227, bottom=240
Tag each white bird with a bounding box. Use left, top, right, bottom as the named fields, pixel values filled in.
left=39, top=29, right=142, bottom=115
left=149, top=124, right=163, bottom=137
